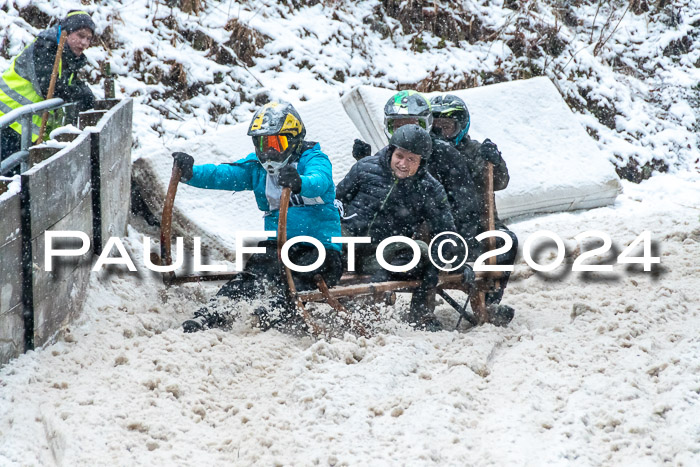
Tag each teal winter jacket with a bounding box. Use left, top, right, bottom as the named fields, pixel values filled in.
left=185, top=142, right=342, bottom=252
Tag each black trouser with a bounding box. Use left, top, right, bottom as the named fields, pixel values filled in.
left=216, top=240, right=343, bottom=325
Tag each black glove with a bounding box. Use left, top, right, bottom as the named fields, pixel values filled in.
left=478, top=139, right=502, bottom=165
left=462, top=264, right=476, bottom=289
left=172, top=152, right=194, bottom=182
left=279, top=165, right=302, bottom=194
left=352, top=139, right=372, bottom=161
left=73, top=83, right=95, bottom=112
left=56, top=81, right=94, bottom=112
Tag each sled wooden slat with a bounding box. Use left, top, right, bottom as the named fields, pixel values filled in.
left=297, top=272, right=503, bottom=303
left=314, top=274, right=369, bottom=337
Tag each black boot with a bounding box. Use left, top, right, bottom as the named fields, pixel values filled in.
left=407, top=289, right=442, bottom=332
left=274, top=311, right=309, bottom=336
left=484, top=279, right=515, bottom=327
left=216, top=272, right=259, bottom=299
left=486, top=304, right=515, bottom=327
left=252, top=306, right=276, bottom=331
left=182, top=307, right=232, bottom=333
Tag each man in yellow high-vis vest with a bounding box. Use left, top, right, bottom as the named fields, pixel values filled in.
left=0, top=10, right=96, bottom=160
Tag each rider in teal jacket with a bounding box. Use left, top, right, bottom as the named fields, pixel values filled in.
left=185, top=142, right=341, bottom=252
left=172, top=101, right=342, bottom=333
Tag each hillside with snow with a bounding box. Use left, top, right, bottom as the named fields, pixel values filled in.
left=1, top=0, right=699, bottom=465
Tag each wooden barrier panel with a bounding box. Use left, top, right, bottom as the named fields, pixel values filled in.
left=0, top=186, right=24, bottom=364
left=87, top=99, right=133, bottom=253
left=21, top=133, right=93, bottom=349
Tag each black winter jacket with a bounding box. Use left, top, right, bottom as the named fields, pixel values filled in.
left=456, top=136, right=510, bottom=192
left=426, top=138, right=483, bottom=252
left=336, top=146, right=456, bottom=243
left=454, top=136, right=510, bottom=232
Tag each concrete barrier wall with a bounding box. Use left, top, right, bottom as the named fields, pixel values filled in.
left=91, top=99, right=133, bottom=252
left=0, top=98, right=132, bottom=365
left=0, top=184, right=23, bottom=363
left=23, top=133, right=94, bottom=349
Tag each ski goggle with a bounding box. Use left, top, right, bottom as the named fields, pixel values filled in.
left=386, top=116, right=431, bottom=136
left=256, top=134, right=289, bottom=154
left=432, top=118, right=459, bottom=139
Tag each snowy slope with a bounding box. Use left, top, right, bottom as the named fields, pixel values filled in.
left=1, top=0, right=696, bottom=175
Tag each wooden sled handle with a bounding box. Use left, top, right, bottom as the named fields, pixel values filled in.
left=471, top=162, right=497, bottom=325
left=159, top=164, right=181, bottom=284
left=157, top=164, right=242, bottom=285
left=277, top=187, right=323, bottom=336
left=484, top=163, right=496, bottom=260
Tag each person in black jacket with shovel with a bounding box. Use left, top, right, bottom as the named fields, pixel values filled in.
left=336, top=124, right=475, bottom=331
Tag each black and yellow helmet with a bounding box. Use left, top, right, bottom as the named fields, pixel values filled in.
left=247, top=101, right=306, bottom=175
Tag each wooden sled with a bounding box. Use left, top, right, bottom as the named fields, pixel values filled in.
left=156, top=163, right=504, bottom=337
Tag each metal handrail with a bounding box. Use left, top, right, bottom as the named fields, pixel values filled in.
left=0, top=98, right=65, bottom=175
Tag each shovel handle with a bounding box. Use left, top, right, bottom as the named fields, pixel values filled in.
left=38, top=30, right=67, bottom=144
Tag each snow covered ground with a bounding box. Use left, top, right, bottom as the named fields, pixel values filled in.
left=1, top=172, right=698, bottom=466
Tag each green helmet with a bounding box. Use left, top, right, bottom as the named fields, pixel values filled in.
left=383, top=90, right=433, bottom=138
left=247, top=101, right=306, bottom=175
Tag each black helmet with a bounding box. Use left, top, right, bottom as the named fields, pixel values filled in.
left=389, top=124, right=433, bottom=161
left=247, top=101, right=306, bottom=175
left=429, top=94, right=470, bottom=144
left=383, top=90, right=433, bottom=138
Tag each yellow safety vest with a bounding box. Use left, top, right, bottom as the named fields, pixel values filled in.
left=0, top=27, right=72, bottom=142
